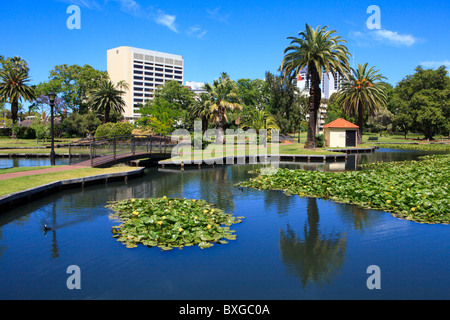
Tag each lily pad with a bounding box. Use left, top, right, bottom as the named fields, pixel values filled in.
left=107, top=197, right=244, bottom=250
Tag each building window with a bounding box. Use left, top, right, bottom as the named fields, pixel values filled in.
left=134, top=82, right=143, bottom=86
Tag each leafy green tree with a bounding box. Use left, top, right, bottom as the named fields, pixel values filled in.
left=265, top=72, right=308, bottom=134
left=335, top=63, right=388, bottom=143
left=392, top=66, right=450, bottom=139
left=281, top=24, right=351, bottom=148
left=0, top=57, right=35, bottom=126
left=36, top=64, right=108, bottom=113
left=204, top=73, right=243, bottom=142
left=89, top=80, right=126, bottom=123
left=237, top=78, right=269, bottom=110
left=137, top=98, right=181, bottom=135
left=155, top=80, right=195, bottom=130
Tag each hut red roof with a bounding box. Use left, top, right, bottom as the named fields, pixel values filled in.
left=323, top=118, right=359, bottom=129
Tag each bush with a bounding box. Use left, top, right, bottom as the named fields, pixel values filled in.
left=95, top=122, right=134, bottom=138
left=315, top=134, right=325, bottom=148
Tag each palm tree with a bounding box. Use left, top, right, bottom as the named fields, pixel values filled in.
left=0, top=68, right=35, bottom=125
left=190, top=92, right=212, bottom=132
left=241, top=109, right=279, bottom=131
left=281, top=24, right=351, bottom=149
left=89, top=80, right=126, bottom=123
left=204, top=73, right=242, bottom=143
left=335, top=63, right=388, bottom=144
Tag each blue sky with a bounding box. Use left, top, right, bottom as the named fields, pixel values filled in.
left=1, top=0, right=449, bottom=87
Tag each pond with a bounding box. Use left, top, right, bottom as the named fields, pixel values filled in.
left=0, top=157, right=70, bottom=169
left=0, top=149, right=448, bottom=300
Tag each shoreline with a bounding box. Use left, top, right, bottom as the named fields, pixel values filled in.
left=0, top=167, right=145, bottom=213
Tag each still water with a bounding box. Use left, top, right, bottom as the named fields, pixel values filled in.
left=0, top=149, right=448, bottom=300
left=0, top=157, right=70, bottom=169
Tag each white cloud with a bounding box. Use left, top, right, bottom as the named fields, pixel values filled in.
left=206, top=7, right=230, bottom=23
left=419, top=60, right=450, bottom=68
left=155, top=11, right=178, bottom=33
left=187, top=26, right=207, bottom=39
left=373, top=29, right=417, bottom=47
left=350, top=29, right=418, bottom=47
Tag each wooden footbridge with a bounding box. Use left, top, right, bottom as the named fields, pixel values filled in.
left=68, top=135, right=176, bottom=167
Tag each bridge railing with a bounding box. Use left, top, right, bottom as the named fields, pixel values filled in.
left=68, top=135, right=177, bottom=166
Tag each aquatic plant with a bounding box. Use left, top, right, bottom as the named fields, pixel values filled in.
left=108, top=197, right=244, bottom=250
left=237, top=154, right=449, bottom=224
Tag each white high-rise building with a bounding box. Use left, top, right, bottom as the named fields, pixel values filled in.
left=295, top=67, right=344, bottom=99
left=107, top=46, right=184, bottom=121
left=296, top=67, right=345, bottom=133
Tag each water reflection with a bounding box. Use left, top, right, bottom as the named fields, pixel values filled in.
left=279, top=198, right=347, bottom=288
left=0, top=157, right=70, bottom=169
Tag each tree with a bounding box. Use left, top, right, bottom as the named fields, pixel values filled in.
left=204, top=73, right=243, bottom=143
left=0, top=60, right=35, bottom=126
left=281, top=24, right=351, bottom=148
left=137, top=98, right=181, bottom=135
left=36, top=64, right=108, bottom=113
left=392, top=66, right=450, bottom=140
left=189, top=92, right=212, bottom=132
left=154, top=80, right=195, bottom=130
left=89, top=80, right=126, bottom=123
left=335, top=63, right=388, bottom=143
left=265, top=72, right=308, bottom=134
left=241, top=109, right=280, bottom=134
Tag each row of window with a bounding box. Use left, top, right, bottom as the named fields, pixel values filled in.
left=133, top=60, right=183, bottom=70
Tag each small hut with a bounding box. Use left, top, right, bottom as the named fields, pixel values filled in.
left=324, top=118, right=359, bottom=148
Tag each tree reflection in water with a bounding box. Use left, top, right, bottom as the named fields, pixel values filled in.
left=279, top=198, right=347, bottom=288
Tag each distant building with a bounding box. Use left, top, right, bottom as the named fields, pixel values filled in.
left=185, top=81, right=207, bottom=97
left=295, top=67, right=345, bottom=99
left=296, top=67, right=346, bottom=133
left=107, top=46, right=184, bottom=121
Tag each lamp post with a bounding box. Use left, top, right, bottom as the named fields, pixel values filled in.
left=263, top=115, right=267, bottom=148
left=47, top=92, right=56, bottom=166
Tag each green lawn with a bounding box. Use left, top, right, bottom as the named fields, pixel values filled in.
left=0, top=166, right=139, bottom=197
left=161, top=142, right=343, bottom=163
left=0, top=166, right=56, bottom=174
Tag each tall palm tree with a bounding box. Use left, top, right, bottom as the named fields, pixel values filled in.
left=281, top=24, right=351, bottom=149
left=0, top=68, right=35, bottom=125
left=89, top=80, right=126, bottom=123
left=204, top=73, right=242, bottom=143
left=335, top=63, right=388, bottom=144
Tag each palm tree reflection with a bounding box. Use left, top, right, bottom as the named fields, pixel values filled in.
left=279, top=198, right=347, bottom=288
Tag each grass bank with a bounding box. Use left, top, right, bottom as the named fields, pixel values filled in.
left=0, top=166, right=139, bottom=197
left=237, top=154, right=449, bottom=224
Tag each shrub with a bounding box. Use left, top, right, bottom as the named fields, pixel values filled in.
left=95, top=122, right=134, bottom=138
left=315, top=134, right=325, bottom=147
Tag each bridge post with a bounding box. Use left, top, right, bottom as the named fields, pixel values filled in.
left=69, top=144, right=72, bottom=165
left=159, top=137, right=162, bottom=153
left=113, top=137, right=117, bottom=161
left=132, top=136, right=136, bottom=155
left=150, top=135, right=153, bottom=154
left=164, top=135, right=167, bottom=154
left=90, top=143, right=93, bottom=167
